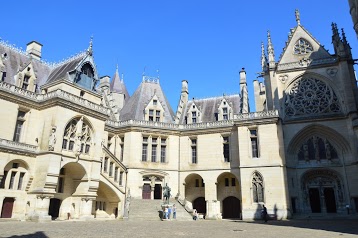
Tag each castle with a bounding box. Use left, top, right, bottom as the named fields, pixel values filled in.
left=0, top=9, right=357, bottom=221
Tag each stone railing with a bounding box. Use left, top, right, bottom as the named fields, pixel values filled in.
left=0, top=138, right=38, bottom=153
left=0, top=81, right=110, bottom=115
left=106, top=110, right=279, bottom=130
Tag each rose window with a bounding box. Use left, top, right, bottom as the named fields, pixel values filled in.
left=284, top=77, right=341, bottom=117
left=293, top=38, right=313, bottom=55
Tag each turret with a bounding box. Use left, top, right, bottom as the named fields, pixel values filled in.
left=239, top=68, right=249, bottom=113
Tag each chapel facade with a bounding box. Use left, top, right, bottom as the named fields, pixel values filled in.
left=0, top=11, right=357, bottom=221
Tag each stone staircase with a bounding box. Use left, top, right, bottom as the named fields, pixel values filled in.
left=128, top=198, right=193, bottom=221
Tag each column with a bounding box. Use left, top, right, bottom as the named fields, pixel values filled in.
left=28, top=195, right=52, bottom=221
left=0, top=196, right=4, bottom=217
left=204, top=179, right=219, bottom=220
left=79, top=197, right=94, bottom=220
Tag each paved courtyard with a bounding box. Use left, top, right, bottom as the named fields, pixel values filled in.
left=0, top=219, right=358, bottom=238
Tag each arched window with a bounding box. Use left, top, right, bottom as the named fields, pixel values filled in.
left=298, top=136, right=338, bottom=161
left=62, top=117, right=92, bottom=154
left=81, top=63, right=94, bottom=78
left=0, top=161, right=28, bottom=190
left=252, top=172, right=264, bottom=203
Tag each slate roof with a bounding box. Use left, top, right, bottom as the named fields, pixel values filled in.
left=46, top=52, right=87, bottom=84
left=179, top=94, right=241, bottom=124
left=119, top=79, right=175, bottom=122
left=0, top=42, right=51, bottom=91
left=110, top=69, right=129, bottom=101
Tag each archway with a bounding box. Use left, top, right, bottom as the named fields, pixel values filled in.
left=48, top=198, right=61, bottom=220
left=302, top=169, right=342, bottom=214
left=193, top=197, right=206, bottom=215
left=222, top=196, right=241, bottom=219
left=184, top=173, right=205, bottom=204
left=95, top=181, right=121, bottom=219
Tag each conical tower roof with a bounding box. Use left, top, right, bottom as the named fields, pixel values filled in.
left=110, top=66, right=130, bottom=101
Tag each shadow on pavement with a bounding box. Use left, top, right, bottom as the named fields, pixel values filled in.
left=5, top=231, right=48, bottom=238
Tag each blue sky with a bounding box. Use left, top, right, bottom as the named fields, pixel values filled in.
left=1, top=1, right=356, bottom=111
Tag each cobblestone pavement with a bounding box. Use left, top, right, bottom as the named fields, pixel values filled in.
left=1, top=219, right=358, bottom=238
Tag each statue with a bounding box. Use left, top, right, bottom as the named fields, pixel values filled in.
left=163, top=183, right=171, bottom=204
left=48, top=126, right=57, bottom=151
left=76, top=116, right=84, bottom=137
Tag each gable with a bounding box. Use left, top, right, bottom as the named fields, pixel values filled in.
left=278, top=25, right=333, bottom=66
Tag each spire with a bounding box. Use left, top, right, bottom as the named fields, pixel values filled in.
left=87, top=36, right=93, bottom=56
left=295, top=9, right=301, bottom=26
left=341, top=28, right=348, bottom=45
left=267, top=31, right=275, bottom=68
left=261, top=42, right=267, bottom=71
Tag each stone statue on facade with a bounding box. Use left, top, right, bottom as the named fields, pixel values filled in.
left=48, top=126, right=57, bottom=151
left=163, top=183, right=171, bottom=204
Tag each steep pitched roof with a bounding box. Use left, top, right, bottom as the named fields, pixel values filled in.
left=180, top=95, right=241, bottom=124
left=0, top=41, right=51, bottom=90
left=46, top=52, right=87, bottom=84
left=110, top=68, right=130, bottom=100
left=119, top=78, right=175, bottom=122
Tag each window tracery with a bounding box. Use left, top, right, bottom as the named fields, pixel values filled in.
left=252, top=172, right=264, bottom=203
left=62, top=117, right=92, bottom=154
left=293, top=38, right=313, bottom=55
left=284, top=77, right=341, bottom=117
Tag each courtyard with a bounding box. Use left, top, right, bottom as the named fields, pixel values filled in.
left=0, top=219, right=358, bottom=238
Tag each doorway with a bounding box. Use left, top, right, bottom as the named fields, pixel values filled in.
left=193, top=197, right=206, bottom=215
left=1, top=197, right=14, bottom=218
left=309, top=188, right=321, bottom=213
left=222, top=196, right=241, bottom=219
left=48, top=198, right=61, bottom=220
left=142, top=184, right=151, bottom=199
left=324, top=188, right=337, bottom=213
left=154, top=184, right=162, bottom=199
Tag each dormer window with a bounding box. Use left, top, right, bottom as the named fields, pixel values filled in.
left=81, top=63, right=94, bottom=78
left=192, top=111, right=197, bottom=123
left=153, top=100, right=157, bottom=106
left=149, top=110, right=154, bottom=121
left=223, top=107, right=228, bottom=120
left=22, top=75, right=30, bottom=90
left=156, top=110, right=160, bottom=121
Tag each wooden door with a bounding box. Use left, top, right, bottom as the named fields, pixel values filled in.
left=48, top=198, right=61, bottom=220
left=222, top=196, right=241, bottom=219
left=142, top=184, right=151, bottom=199
left=309, top=188, right=321, bottom=213
left=1, top=197, right=14, bottom=218
left=154, top=184, right=162, bottom=200
left=193, top=197, right=206, bottom=215
left=324, top=188, right=337, bottom=213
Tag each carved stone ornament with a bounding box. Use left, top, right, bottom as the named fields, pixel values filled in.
left=326, top=68, right=338, bottom=77
left=298, top=57, right=313, bottom=67
left=284, top=77, right=341, bottom=117
left=278, top=74, right=288, bottom=83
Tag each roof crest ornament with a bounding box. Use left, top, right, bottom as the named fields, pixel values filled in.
left=267, top=31, right=275, bottom=67
left=295, top=9, right=300, bottom=26
left=87, top=36, right=93, bottom=56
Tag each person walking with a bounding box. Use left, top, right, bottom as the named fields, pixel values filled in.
left=172, top=204, right=177, bottom=219
left=262, top=205, right=268, bottom=223
left=193, top=209, right=198, bottom=221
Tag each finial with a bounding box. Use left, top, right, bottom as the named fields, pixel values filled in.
left=121, top=73, right=124, bottom=83
left=267, top=31, right=275, bottom=66
left=295, top=9, right=300, bottom=25
left=87, top=36, right=93, bottom=55
left=157, top=69, right=160, bottom=79
left=261, top=42, right=267, bottom=71
left=116, top=64, right=119, bottom=72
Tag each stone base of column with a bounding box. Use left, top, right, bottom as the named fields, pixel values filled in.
left=79, top=214, right=95, bottom=221
left=27, top=213, right=52, bottom=222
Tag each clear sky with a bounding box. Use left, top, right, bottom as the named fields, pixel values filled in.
left=1, top=1, right=356, bottom=112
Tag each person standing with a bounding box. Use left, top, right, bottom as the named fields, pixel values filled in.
left=168, top=206, right=172, bottom=220
left=173, top=204, right=177, bottom=219
left=193, top=209, right=198, bottom=221
left=262, top=205, right=268, bottom=223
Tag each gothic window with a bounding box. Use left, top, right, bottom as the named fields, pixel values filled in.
left=192, top=111, right=197, bottom=123
left=298, top=136, right=338, bottom=161
left=293, top=38, right=313, bottom=55
left=62, top=117, right=92, bottom=154
left=284, top=77, right=341, bottom=118
left=160, top=138, right=166, bottom=163
left=252, top=172, right=264, bottom=203
left=151, top=138, right=157, bottom=162
left=142, top=137, right=148, bottom=162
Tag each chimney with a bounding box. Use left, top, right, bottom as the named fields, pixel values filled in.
left=26, top=41, right=42, bottom=60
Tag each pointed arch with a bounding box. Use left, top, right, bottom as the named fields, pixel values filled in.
left=252, top=171, right=264, bottom=203
left=287, top=124, right=351, bottom=156
left=62, top=116, right=93, bottom=154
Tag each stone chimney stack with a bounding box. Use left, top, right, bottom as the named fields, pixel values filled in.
left=26, top=41, right=42, bottom=60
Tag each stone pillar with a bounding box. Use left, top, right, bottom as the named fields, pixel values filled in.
left=0, top=196, right=4, bottom=216
left=204, top=179, right=219, bottom=219
left=79, top=198, right=94, bottom=220
left=28, top=195, right=52, bottom=221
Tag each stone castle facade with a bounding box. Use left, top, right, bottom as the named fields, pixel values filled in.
left=0, top=10, right=357, bottom=221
